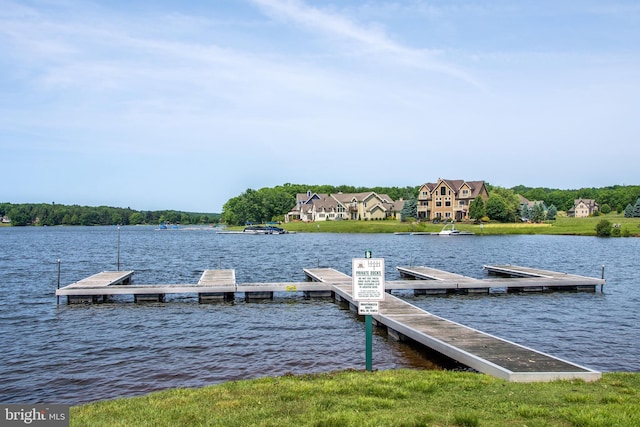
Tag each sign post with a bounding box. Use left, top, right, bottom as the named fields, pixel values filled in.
left=352, top=254, right=385, bottom=372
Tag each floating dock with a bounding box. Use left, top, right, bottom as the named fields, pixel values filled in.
left=304, top=268, right=602, bottom=383
left=56, top=264, right=604, bottom=382
left=395, top=265, right=605, bottom=294
left=56, top=264, right=605, bottom=302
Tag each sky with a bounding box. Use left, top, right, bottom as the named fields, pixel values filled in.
left=1, top=0, right=639, bottom=213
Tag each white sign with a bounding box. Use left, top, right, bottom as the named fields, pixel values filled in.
left=352, top=257, right=385, bottom=301
left=358, top=301, right=379, bottom=315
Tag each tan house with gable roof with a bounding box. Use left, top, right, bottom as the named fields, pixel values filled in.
left=285, top=191, right=398, bottom=222
left=417, top=178, right=489, bottom=221
left=568, top=199, right=599, bottom=218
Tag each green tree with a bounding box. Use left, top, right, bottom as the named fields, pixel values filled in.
left=468, top=196, right=485, bottom=222
left=8, top=206, right=31, bottom=226
left=400, top=199, right=417, bottom=222
left=595, top=219, right=612, bottom=237
left=129, top=212, right=144, bottom=225
left=519, top=204, right=530, bottom=221
left=546, top=205, right=557, bottom=220
left=624, top=203, right=634, bottom=218
left=486, top=196, right=507, bottom=222
left=531, top=202, right=546, bottom=223
left=634, top=198, right=640, bottom=218
left=486, top=188, right=519, bottom=222
left=600, top=204, right=611, bottom=214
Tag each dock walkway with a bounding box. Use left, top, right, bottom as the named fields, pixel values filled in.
left=305, top=268, right=601, bottom=382
left=395, top=265, right=604, bottom=293
left=57, top=265, right=604, bottom=382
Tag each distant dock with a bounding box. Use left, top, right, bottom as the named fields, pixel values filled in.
left=56, top=264, right=604, bottom=382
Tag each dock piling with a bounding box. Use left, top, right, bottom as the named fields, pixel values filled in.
left=56, top=259, right=61, bottom=305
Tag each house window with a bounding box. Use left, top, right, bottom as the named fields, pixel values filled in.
left=436, top=201, right=442, bottom=207
left=462, top=190, right=469, bottom=196
left=459, top=200, right=466, bottom=206
left=445, top=212, right=451, bottom=218
left=440, top=187, right=447, bottom=195
left=445, top=201, right=451, bottom=207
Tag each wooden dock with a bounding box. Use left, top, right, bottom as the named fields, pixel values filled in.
left=56, top=265, right=604, bottom=382
left=57, top=264, right=605, bottom=302
left=57, top=270, right=237, bottom=303
left=62, top=271, right=134, bottom=303
left=396, top=265, right=605, bottom=293
left=304, top=268, right=602, bottom=383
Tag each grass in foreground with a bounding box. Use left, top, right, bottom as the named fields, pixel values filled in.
left=71, top=370, right=640, bottom=427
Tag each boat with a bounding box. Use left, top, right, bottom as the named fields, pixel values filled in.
left=243, top=225, right=287, bottom=234
left=437, top=224, right=473, bottom=235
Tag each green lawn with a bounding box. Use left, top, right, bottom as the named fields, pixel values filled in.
left=71, top=370, right=640, bottom=427
left=277, top=213, right=640, bottom=236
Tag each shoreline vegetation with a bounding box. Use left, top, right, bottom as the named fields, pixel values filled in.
left=254, top=214, right=640, bottom=237
left=3, top=213, right=640, bottom=237
left=70, top=370, right=640, bottom=426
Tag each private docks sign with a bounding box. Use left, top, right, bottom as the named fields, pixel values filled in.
left=352, top=257, right=385, bottom=314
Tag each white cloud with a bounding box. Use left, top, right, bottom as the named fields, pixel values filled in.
left=250, top=0, right=484, bottom=89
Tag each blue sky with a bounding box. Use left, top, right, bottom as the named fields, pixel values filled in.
left=1, top=0, right=639, bottom=212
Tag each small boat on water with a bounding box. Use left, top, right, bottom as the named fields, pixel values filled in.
left=437, top=223, right=473, bottom=235
left=158, top=222, right=179, bottom=230
left=243, top=225, right=287, bottom=234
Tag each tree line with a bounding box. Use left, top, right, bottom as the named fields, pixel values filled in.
left=0, top=202, right=220, bottom=226
left=221, top=183, right=640, bottom=225
left=221, top=183, right=418, bottom=225
left=4, top=184, right=638, bottom=227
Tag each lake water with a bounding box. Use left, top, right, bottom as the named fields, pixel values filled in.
left=1, top=226, right=638, bottom=405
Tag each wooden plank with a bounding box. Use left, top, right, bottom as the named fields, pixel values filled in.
left=58, top=284, right=225, bottom=296
left=303, top=268, right=352, bottom=283
left=65, top=271, right=134, bottom=288
left=330, top=284, right=600, bottom=382
left=237, top=282, right=333, bottom=293
left=484, top=265, right=604, bottom=283
left=198, top=269, right=236, bottom=286
left=397, top=266, right=475, bottom=281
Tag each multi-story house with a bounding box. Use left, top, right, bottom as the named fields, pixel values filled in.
left=285, top=191, right=397, bottom=222
left=568, top=199, right=599, bottom=218
left=417, top=178, right=489, bottom=221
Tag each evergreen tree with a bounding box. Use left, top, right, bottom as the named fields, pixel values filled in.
left=400, top=199, right=417, bottom=222
left=634, top=198, right=640, bottom=218
left=519, top=204, right=530, bottom=221
left=531, top=202, right=546, bottom=223
left=624, top=203, right=634, bottom=218
left=546, top=205, right=557, bottom=220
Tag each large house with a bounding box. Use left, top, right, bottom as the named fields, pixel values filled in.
left=285, top=191, right=400, bottom=222
left=568, top=199, right=599, bottom=218
left=417, top=179, right=489, bottom=221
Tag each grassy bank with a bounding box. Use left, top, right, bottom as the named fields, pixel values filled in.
left=71, top=369, right=640, bottom=426
left=278, top=214, right=640, bottom=236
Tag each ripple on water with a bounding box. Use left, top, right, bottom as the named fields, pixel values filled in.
left=1, top=227, right=639, bottom=404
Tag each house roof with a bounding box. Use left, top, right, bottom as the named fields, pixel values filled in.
left=574, top=198, right=598, bottom=207
left=421, top=179, right=487, bottom=199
